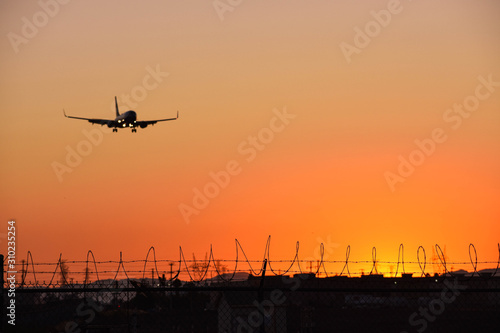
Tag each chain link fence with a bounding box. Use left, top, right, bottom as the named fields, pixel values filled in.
left=2, top=242, right=500, bottom=332
left=2, top=273, right=500, bottom=332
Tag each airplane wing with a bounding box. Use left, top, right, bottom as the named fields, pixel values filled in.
left=63, top=110, right=115, bottom=127
left=135, top=111, right=179, bottom=128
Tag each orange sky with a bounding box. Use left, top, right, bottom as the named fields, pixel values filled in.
left=1, top=0, right=499, bottom=276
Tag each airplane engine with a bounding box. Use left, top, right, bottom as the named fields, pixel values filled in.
left=140, top=123, right=148, bottom=128
left=107, top=122, right=113, bottom=128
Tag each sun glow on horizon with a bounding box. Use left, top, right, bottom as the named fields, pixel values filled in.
left=0, top=0, right=499, bottom=270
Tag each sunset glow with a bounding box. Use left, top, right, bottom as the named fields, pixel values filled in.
left=1, top=0, right=499, bottom=276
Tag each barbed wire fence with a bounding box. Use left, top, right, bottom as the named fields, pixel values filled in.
left=4, top=238, right=500, bottom=287
left=2, top=238, right=500, bottom=332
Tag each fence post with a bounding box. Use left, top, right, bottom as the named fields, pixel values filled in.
left=258, top=259, right=267, bottom=333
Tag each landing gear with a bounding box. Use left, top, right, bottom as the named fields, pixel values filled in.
left=132, top=128, right=137, bottom=133
left=113, top=128, right=118, bottom=133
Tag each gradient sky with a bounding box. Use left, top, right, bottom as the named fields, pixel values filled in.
left=1, top=0, right=499, bottom=276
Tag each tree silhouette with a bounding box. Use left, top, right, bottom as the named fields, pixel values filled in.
left=59, top=259, right=70, bottom=285
left=190, top=253, right=208, bottom=280
left=214, top=259, right=227, bottom=275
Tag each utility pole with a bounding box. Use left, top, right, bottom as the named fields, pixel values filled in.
left=21, top=259, right=25, bottom=287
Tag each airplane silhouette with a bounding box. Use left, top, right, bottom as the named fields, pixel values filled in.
left=63, top=97, right=178, bottom=132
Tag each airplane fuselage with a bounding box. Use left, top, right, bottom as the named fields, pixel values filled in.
left=115, top=110, right=137, bottom=129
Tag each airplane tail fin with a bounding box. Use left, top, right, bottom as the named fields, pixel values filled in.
left=115, top=96, right=120, bottom=116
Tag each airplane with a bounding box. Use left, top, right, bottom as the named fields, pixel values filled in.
left=63, top=96, right=178, bottom=132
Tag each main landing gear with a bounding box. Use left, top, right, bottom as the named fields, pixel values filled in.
left=132, top=128, right=137, bottom=133
left=113, top=128, right=118, bottom=132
